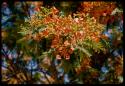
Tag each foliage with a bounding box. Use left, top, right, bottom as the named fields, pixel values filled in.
left=18, top=7, right=107, bottom=59
left=1, top=2, right=123, bottom=84
left=16, top=6, right=109, bottom=83
left=78, top=2, right=117, bottom=24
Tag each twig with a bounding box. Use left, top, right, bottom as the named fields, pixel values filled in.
left=1, top=47, right=9, bottom=60
left=40, top=69, right=51, bottom=84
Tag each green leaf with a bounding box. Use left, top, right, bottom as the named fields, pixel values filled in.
left=61, top=60, right=73, bottom=73
left=17, top=37, right=26, bottom=43
left=79, top=51, right=84, bottom=62
left=75, top=45, right=92, bottom=57
left=34, top=72, right=42, bottom=80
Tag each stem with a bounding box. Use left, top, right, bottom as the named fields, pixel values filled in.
left=1, top=47, right=9, bottom=60
left=31, top=61, right=33, bottom=81
left=40, top=69, right=51, bottom=84
left=1, top=47, right=15, bottom=72
left=1, top=64, right=12, bottom=72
